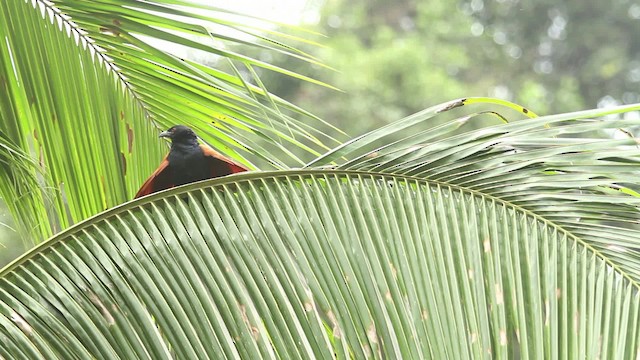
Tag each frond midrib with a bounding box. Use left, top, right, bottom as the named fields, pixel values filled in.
left=34, top=0, right=157, bottom=128
left=2, top=169, right=636, bottom=292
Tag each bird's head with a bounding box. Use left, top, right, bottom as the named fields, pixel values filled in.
left=158, top=125, right=197, bottom=144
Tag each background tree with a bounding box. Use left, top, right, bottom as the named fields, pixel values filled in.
left=255, top=0, right=640, bottom=138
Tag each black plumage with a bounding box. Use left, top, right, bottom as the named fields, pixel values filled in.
left=135, top=125, right=247, bottom=198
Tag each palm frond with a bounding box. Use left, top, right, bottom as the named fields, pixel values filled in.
left=0, top=131, right=47, bottom=242
left=47, top=0, right=339, bottom=160
left=1, top=170, right=639, bottom=358
left=0, top=0, right=336, bottom=241
left=309, top=98, right=640, bottom=284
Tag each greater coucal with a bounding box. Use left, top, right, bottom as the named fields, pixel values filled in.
left=134, top=125, right=248, bottom=198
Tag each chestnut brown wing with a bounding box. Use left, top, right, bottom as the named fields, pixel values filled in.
left=134, top=156, right=173, bottom=198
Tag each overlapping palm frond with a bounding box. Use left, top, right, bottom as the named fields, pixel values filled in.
left=0, top=167, right=637, bottom=358
left=310, top=98, right=640, bottom=282
left=0, top=130, right=47, bottom=241
left=3, top=0, right=640, bottom=356
left=0, top=0, right=337, bottom=241
left=1, top=100, right=640, bottom=357
left=48, top=0, right=340, bottom=162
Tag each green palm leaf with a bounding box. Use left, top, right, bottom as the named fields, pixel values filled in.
left=0, top=0, right=337, bottom=241
left=1, top=168, right=639, bottom=358
left=310, top=98, right=640, bottom=285
left=0, top=130, right=46, bottom=241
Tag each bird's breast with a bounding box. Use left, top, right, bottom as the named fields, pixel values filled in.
left=167, top=147, right=210, bottom=186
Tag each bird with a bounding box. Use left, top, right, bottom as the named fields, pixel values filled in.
left=134, top=125, right=248, bottom=198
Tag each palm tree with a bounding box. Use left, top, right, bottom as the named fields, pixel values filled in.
left=1, top=1, right=640, bottom=358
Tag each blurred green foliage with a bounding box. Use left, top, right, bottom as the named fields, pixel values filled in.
left=254, top=0, right=640, bottom=138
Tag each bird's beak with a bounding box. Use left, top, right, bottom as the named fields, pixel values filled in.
left=158, top=130, right=171, bottom=138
